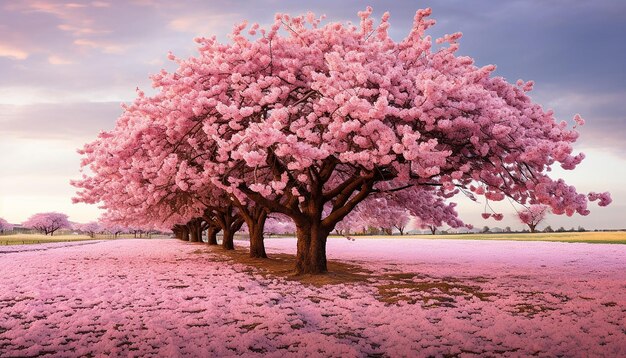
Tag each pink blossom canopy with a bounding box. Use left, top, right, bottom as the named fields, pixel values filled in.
left=72, top=7, right=610, bottom=242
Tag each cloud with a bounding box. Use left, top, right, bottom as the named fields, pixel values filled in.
left=91, top=1, right=110, bottom=8
left=431, top=1, right=626, bottom=92
left=73, top=38, right=127, bottom=54
left=58, top=23, right=108, bottom=36
left=24, top=1, right=70, bottom=16
left=48, top=55, right=74, bottom=65
left=0, top=102, right=122, bottom=140
left=0, top=44, right=29, bottom=59
left=532, top=88, right=626, bottom=155
left=168, top=13, right=241, bottom=36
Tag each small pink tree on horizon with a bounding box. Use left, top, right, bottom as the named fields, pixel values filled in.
left=22, top=212, right=71, bottom=236
left=336, top=197, right=410, bottom=235
left=264, top=215, right=296, bottom=235
left=76, top=221, right=102, bottom=238
left=518, top=205, right=550, bottom=233
left=0, top=218, right=14, bottom=233
left=101, top=223, right=129, bottom=238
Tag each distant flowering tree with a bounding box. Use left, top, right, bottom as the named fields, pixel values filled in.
left=518, top=205, right=549, bottom=233
left=392, top=212, right=411, bottom=236
left=334, top=188, right=462, bottom=236
left=264, top=215, right=296, bottom=235
left=73, top=7, right=611, bottom=274
left=334, top=197, right=407, bottom=235
left=0, top=218, right=14, bottom=233
left=394, top=187, right=467, bottom=235
left=426, top=224, right=438, bottom=235
left=102, top=223, right=129, bottom=238
left=22, top=212, right=70, bottom=236
left=76, top=221, right=102, bottom=238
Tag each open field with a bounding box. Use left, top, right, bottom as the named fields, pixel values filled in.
left=0, top=234, right=96, bottom=246
left=0, top=238, right=624, bottom=356
left=0, top=234, right=166, bottom=246
left=336, top=231, right=626, bottom=244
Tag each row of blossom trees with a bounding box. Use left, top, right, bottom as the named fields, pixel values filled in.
left=0, top=207, right=549, bottom=238
left=72, top=8, right=610, bottom=273
left=0, top=213, right=149, bottom=238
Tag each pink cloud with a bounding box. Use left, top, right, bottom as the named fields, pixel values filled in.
left=57, top=23, right=109, bottom=36
left=73, top=38, right=126, bottom=54
left=168, top=13, right=240, bottom=36
left=0, top=44, right=29, bottom=59
left=91, top=1, right=111, bottom=8
left=47, top=54, right=74, bottom=65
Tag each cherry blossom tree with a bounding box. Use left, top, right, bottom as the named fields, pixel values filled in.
left=0, top=218, right=14, bottom=233
left=333, top=185, right=466, bottom=236
left=76, top=221, right=102, bottom=238
left=424, top=224, right=439, bottom=235
left=392, top=212, right=411, bottom=236
left=264, top=215, right=295, bottom=235
left=518, top=204, right=550, bottom=233
left=202, top=205, right=244, bottom=250
left=200, top=9, right=609, bottom=273
left=101, top=223, right=130, bottom=238
left=73, top=7, right=610, bottom=274
left=22, top=212, right=70, bottom=236
left=333, top=197, right=410, bottom=235
left=393, top=186, right=467, bottom=235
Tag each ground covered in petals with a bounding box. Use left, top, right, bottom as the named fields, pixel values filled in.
left=0, top=238, right=624, bottom=357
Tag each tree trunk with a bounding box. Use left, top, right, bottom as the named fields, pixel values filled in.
left=174, top=226, right=183, bottom=240
left=222, top=227, right=235, bottom=250
left=243, top=209, right=268, bottom=258
left=181, top=226, right=190, bottom=241
left=529, top=224, right=537, bottom=233
left=430, top=226, right=436, bottom=235
left=222, top=218, right=244, bottom=249
left=295, top=221, right=329, bottom=274
left=207, top=227, right=219, bottom=245
left=204, top=205, right=243, bottom=250
left=191, top=220, right=203, bottom=242
left=248, top=224, right=267, bottom=258
left=189, top=224, right=199, bottom=242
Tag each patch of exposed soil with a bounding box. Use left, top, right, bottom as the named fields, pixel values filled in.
left=197, top=243, right=372, bottom=286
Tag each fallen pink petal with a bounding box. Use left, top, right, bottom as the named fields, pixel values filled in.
left=1, top=238, right=624, bottom=356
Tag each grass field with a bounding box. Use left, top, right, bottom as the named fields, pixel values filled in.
left=0, top=234, right=97, bottom=246
left=2, top=231, right=625, bottom=246
left=339, top=231, right=626, bottom=244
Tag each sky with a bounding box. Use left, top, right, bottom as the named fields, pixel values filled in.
left=0, top=0, right=624, bottom=230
